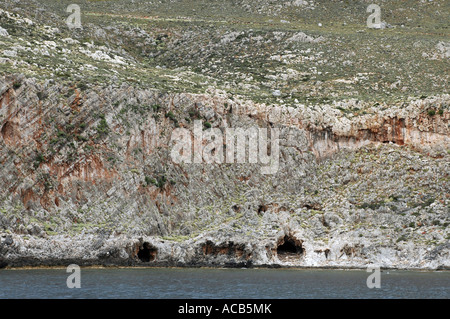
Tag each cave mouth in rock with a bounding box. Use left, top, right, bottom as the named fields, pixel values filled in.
left=137, top=242, right=157, bottom=262
left=277, top=235, right=304, bottom=260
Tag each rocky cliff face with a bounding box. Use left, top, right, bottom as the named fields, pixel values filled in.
left=0, top=1, right=449, bottom=269
left=0, top=74, right=448, bottom=269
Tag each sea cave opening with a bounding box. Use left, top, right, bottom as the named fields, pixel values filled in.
left=277, top=235, right=304, bottom=261
left=137, top=242, right=157, bottom=262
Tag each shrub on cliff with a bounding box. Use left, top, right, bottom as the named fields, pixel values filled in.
left=33, top=153, right=45, bottom=168
left=96, top=114, right=109, bottom=137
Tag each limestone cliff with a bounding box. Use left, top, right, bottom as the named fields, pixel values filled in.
left=0, top=75, right=448, bottom=269
left=0, top=1, right=449, bottom=269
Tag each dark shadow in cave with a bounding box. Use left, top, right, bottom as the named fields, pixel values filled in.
left=277, top=235, right=304, bottom=261
left=137, top=242, right=158, bottom=262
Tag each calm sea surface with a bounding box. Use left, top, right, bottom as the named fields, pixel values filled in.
left=0, top=268, right=448, bottom=299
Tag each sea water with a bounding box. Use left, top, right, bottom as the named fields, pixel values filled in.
left=0, top=268, right=448, bottom=299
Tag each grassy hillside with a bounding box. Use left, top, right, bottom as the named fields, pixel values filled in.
left=1, top=0, right=448, bottom=107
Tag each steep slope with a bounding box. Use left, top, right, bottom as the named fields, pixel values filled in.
left=0, top=1, right=449, bottom=269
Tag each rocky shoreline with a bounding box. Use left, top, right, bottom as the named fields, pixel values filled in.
left=1, top=232, right=449, bottom=270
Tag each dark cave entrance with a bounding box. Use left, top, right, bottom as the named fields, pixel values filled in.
left=137, top=242, right=158, bottom=262
left=277, top=235, right=304, bottom=261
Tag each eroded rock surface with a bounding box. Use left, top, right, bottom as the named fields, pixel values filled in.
left=0, top=1, right=449, bottom=269
left=0, top=75, right=448, bottom=269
